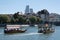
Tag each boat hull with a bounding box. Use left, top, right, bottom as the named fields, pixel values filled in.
left=38, top=29, right=54, bottom=34
left=4, top=29, right=26, bottom=34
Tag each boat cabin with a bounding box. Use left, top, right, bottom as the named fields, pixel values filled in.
left=5, top=25, right=21, bottom=30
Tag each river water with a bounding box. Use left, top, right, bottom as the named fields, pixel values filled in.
left=0, top=26, right=60, bottom=40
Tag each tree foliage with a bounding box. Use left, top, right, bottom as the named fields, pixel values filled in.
left=13, top=12, right=19, bottom=19
left=18, top=16, right=26, bottom=24
left=0, top=15, right=10, bottom=24
left=29, top=16, right=37, bottom=24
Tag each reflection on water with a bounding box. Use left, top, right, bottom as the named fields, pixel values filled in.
left=0, top=26, right=60, bottom=40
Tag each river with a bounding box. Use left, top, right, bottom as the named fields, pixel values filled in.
left=0, top=26, right=60, bottom=40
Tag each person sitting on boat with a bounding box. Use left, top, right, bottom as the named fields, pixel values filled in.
left=45, top=23, right=48, bottom=27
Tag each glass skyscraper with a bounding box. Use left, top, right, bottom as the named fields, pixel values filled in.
left=25, top=5, right=29, bottom=14
left=30, top=8, right=33, bottom=13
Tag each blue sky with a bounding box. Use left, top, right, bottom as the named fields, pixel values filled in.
left=0, top=0, right=60, bottom=14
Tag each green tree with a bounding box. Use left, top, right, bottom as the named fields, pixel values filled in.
left=36, top=17, right=42, bottom=24
left=10, top=18, right=15, bottom=24
left=29, top=16, right=37, bottom=24
left=37, top=9, right=49, bottom=17
left=0, top=15, right=10, bottom=24
left=18, top=16, right=26, bottom=24
left=13, top=12, right=20, bottom=19
left=40, top=9, right=49, bottom=14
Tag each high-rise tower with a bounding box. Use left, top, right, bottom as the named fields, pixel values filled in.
left=30, top=8, right=33, bottom=13
left=25, top=5, right=30, bottom=14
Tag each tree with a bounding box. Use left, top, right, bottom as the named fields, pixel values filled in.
left=10, top=18, right=15, bottom=24
left=37, top=9, right=49, bottom=22
left=13, top=12, right=20, bottom=19
left=0, top=15, right=10, bottom=24
left=40, top=9, right=49, bottom=14
left=29, top=16, right=37, bottom=24
left=18, top=16, right=26, bottom=24
left=37, top=11, right=41, bottom=15
left=37, top=9, right=49, bottom=17
left=36, top=17, right=41, bottom=24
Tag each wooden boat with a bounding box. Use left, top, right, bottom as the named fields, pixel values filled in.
left=4, top=25, right=27, bottom=34
left=38, top=23, right=55, bottom=34
left=38, top=27, right=54, bottom=34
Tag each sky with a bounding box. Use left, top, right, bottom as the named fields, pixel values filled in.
left=0, top=0, right=60, bottom=14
